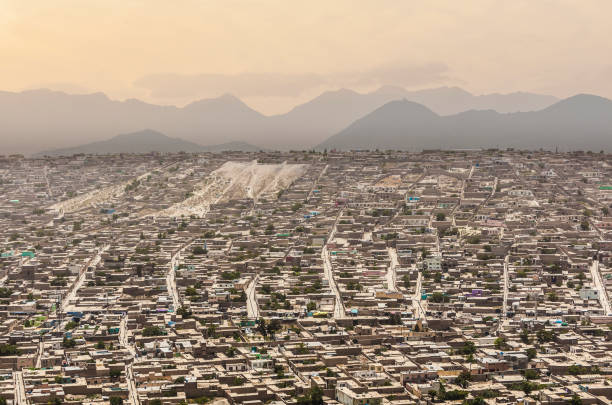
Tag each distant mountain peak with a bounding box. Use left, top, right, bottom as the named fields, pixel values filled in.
left=379, top=98, right=438, bottom=116
left=542, top=93, right=612, bottom=114
left=0, top=85, right=565, bottom=154
left=183, top=93, right=262, bottom=115
left=554, top=93, right=610, bottom=104
left=111, top=129, right=167, bottom=140
left=372, top=85, right=408, bottom=96
left=317, top=94, right=612, bottom=152
left=431, top=86, right=472, bottom=95
left=218, top=92, right=243, bottom=102
left=315, top=88, right=360, bottom=99
left=37, top=129, right=264, bottom=156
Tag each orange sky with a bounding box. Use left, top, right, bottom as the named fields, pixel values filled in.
left=1, top=0, right=611, bottom=114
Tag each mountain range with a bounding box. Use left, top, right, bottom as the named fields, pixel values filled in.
left=36, top=129, right=263, bottom=156
left=317, top=94, right=612, bottom=152
left=0, top=86, right=558, bottom=154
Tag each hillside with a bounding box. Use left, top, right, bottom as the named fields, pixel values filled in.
left=37, top=129, right=263, bottom=156
left=0, top=87, right=558, bottom=154
left=317, top=94, right=612, bottom=151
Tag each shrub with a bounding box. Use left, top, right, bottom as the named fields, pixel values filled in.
left=142, top=326, right=166, bottom=336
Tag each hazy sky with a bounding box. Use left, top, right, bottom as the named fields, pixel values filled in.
left=2, top=0, right=612, bottom=114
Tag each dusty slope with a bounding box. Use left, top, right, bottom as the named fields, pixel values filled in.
left=157, top=161, right=308, bottom=218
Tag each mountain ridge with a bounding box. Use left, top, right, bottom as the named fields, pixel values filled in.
left=317, top=94, right=612, bottom=151
left=35, top=129, right=264, bottom=156
left=0, top=86, right=559, bottom=154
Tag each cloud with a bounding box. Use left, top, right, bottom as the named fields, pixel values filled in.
left=336, top=62, right=457, bottom=88
left=533, top=65, right=612, bottom=100
left=134, top=62, right=458, bottom=101
left=134, top=72, right=327, bottom=99
left=24, top=81, right=91, bottom=94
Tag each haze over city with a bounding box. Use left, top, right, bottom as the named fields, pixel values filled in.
left=3, top=0, right=612, bottom=113
left=2, top=1, right=612, bottom=155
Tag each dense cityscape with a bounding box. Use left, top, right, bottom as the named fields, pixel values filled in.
left=0, top=150, right=611, bottom=404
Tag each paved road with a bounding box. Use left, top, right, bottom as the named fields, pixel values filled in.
left=306, top=164, right=328, bottom=202
left=246, top=275, right=260, bottom=318
left=494, top=255, right=511, bottom=333
left=412, top=272, right=426, bottom=320
left=166, top=256, right=181, bottom=311
left=470, top=176, right=498, bottom=221
left=119, top=316, right=138, bottom=358
left=166, top=241, right=194, bottom=311
left=322, top=211, right=346, bottom=319
left=43, top=165, right=53, bottom=198
left=460, top=165, right=475, bottom=200
left=125, top=364, right=141, bottom=405
left=14, top=371, right=27, bottom=404
left=34, top=339, right=44, bottom=368
left=590, top=260, right=611, bottom=315
left=501, top=255, right=509, bottom=317
left=119, top=314, right=141, bottom=404
left=63, top=244, right=110, bottom=312
left=386, top=248, right=399, bottom=292
left=588, top=217, right=606, bottom=241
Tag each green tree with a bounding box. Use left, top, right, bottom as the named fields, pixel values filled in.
left=62, top=337, right=76, bottom=349
left=142, top=326, right=166, bottom=336
left=536, top=329, right=556, bottom=343
left=267, top=318, right=282, bottom=339
left=257, top=318, right=268, bottom=338
left=455, top=370, right=472, bottom=388
left=430, top=292, right=449, bottom=303
left=386, top=313, right=402, bottom=325
left=192, top=246, right=207, bottom=255
left=296, top=385, right=324, bottom=405
left=526, top=347, right=537, bottom=360
left=177, top=306, right=193, bottom=318
left=520, top=328, right=531, bottom=344
left=494, top=337, right=507, bottom=350
left=402, top=274, right=411, bottom=288
left=569, top=394, right=583, bottom=405
left=109, top=397, right=123, bottom=405
left=459, top=340, right=477, bottom=355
